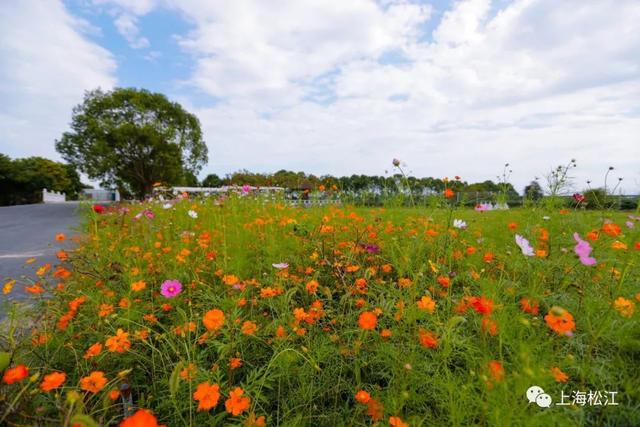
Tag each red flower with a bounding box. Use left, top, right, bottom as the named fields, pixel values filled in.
left=2, top=364, right=29, bottom=384
left=470, top=296, right=494, bottom=316
left=93, top=204, right=106, bottom=214
left=120, top=409, right=163, bottom=427
left=358, top=311, right=377, bottom=330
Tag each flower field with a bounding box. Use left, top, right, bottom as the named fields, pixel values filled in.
left=1, top=194, right=639, bottom=426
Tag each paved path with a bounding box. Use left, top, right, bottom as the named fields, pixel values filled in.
left=0, top=203, right=80, bottom=307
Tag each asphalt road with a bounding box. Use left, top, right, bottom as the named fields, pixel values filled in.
left=0, top=203, right=80, bottom=307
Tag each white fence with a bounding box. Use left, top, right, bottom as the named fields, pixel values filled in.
left=42, top=188, right=66, bottom=203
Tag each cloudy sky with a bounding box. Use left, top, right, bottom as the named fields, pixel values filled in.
left=1, top=0, right=639, bottom=193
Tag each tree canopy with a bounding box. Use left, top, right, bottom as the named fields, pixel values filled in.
left=56, top=88, right=208, bottom=198
left=0, top=154, right=85, bottom=205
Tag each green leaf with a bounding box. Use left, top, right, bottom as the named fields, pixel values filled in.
left=0, top=352, right=10, bottom=372
left=169, top=361, right=184, bottom=398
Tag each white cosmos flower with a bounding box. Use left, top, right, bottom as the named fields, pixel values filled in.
left=515, top=234, right=535, bottom=256
left=453, top=219, right=467, bottom=229
left=162, top=203, right=172, bottom=209
left=188, top=210, right=198, bottom=219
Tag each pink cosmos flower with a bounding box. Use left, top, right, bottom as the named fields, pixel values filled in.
left=515, top=234, right=535, bottom=256
left=160, top=279, right=183, bottom=298
left=475, top=203, right=492, bottom=212
left=242, top=185, right=251, bottom=194
left=272, top=263, right=289, bottom=269
left=573, top=233, right=596, bottom=266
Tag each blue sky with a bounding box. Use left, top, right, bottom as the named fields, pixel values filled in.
left=1, top=0, right=639, bottom=192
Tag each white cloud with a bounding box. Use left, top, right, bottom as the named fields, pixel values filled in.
left=0, top=0, right=117, bottom=161
left=169, top=0, right=640, bottom=192
left=3, top=0, right=640, bottom=193
left=114, top=13, right=150, bottom=49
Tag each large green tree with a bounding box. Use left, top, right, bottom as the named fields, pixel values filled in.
left=56, top=88, right=208, bottom=198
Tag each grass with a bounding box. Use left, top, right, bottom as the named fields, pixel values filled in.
left=1, top=193, right=639, bottom=426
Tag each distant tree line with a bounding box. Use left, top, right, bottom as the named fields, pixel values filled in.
left=200, top=169, right=520, bottom=196
left=0, top=154, right=87, bottom=205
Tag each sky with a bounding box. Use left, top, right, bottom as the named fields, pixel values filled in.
left=1, top=0, right=639, bottom=193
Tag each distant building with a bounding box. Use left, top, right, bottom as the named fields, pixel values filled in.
left=81, top=189, right=120, bottom=202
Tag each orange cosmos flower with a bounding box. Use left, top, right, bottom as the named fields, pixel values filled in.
left=55, top=233, right=65, bottom=241
left=507, top=222, right=518, bottom=231
left=241, top=321, right=257, bottom=335
left=2, top=279, right=15, bottom=295
left=358, top=311, right=377, bottom=330
left=99, top=304, right=114, bottom=317
left=551, top=367, right=569, bottom=383
left=355, top=390, right=371, bottom=404
left=436, top=276, right=450, bottom=288
left=193, top=382, right=220, bottom=411
left=245, top=413, right=266, bottom=427
left=225, top=387, right=251, bottom=416
left=222, top=274, right=239, bottom=285
left=611, top=241, right=628, bottom=250
left=380, top=328, right=392, bottom=338
left=470, top=296, right=493, bottom=316
left=444, top=188, right=455, bottom=199
left=488, top=360, right=505, bottom=382
left=397, top=277, right=413, bottom=288
left=389, top=416, right=409, bottom=427
left=275, top=325, right=286, bottom=338
left=105, top=329, right=131, bottom=353
left=79, top=371, right=107, bottom=393
left=180, top=363, right=197, bottom=380
left=305, top=279, right=319, bottom=294
left=587, top=230, right=599, bottom=241
left=56, top=250, right=68, bottom=261
left=481, top=317, right=498, bottom=336
left=36, top=263, right=51, bottom=276
left=483, top=252, right=495, bottom=263
left=203, top=309, right=225, bottom=331
left=120, top=409, right=163, bottom=427
left=131, top=280, right=146, bottom=292
left=601, top=223, right=621, bottom=237
left=68, top=296, right=87, bottom=311
left=25, top=283, right=45, bottom=294
left=519, top=298, right=539, bottom=315
left=229, top=358, right=242, bottom=369
left=416, top=295, right=436, bottom=313
left=613, top=297, right=635, bottom=318
left=109, top=389, right=121, bottom=401
left=366, top=398, right=384, bottom=421
left=40, top=372, right=66, bottom=392
left=544, top=306, right=576, bottom=336
left=418, top=329, right=438, bottom=349
left=84, top=342, right=103, bottom=359
left=2, top=364, right=29, bottom=384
